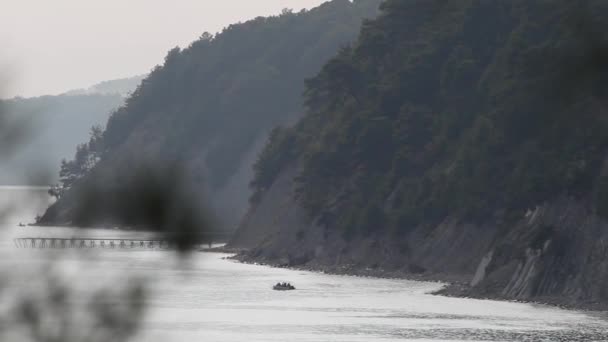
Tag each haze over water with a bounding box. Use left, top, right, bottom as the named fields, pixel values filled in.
left=1, top=187, right=608, bottom=341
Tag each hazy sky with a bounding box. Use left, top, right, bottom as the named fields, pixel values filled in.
left=1, top=0, right=327, bottom=98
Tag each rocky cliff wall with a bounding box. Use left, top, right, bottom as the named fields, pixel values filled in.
left=230, top=170, right=608, bottom=309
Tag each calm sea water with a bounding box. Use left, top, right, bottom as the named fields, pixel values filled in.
left=1, top=187, right=608, bottom=341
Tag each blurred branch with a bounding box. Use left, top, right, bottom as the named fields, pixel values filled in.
left=9, top=268, right=147, bottom=342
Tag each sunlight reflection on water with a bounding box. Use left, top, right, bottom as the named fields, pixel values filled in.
left=1, top=187, right=608, bottom=341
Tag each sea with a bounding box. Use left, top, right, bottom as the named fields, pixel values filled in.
left=0, top=186, right=607, bottom=341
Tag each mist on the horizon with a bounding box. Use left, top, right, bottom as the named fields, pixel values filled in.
left=0, top=0, right=327, bottom=98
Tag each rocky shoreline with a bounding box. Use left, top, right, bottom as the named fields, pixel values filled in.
left=214, top=247, right=608, bottom=313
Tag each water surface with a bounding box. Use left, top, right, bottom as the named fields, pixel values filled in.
left=1, top=187, right=607, bottom=341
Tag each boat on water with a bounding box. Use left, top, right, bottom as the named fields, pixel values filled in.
left=273, top=282, right=295, bottom=291
left=18, top=223, right=26, bottom=227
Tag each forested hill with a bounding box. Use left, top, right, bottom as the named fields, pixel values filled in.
left=231, top=1, right=608, bottom=308
left=39, top=0, right=382, bottom=227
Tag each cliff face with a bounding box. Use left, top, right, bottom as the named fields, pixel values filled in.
left=230, top=0, right=608, bottom=308
left=467, top=196, right=608, bottom=307
left=231, top=162, right=608, bottom=308
left=231, top=164, right=497, bottom=280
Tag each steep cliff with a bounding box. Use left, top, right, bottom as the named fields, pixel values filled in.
left=231, top=0, right=608, bottom=307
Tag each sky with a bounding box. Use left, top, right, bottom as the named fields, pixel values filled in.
left=0, top=0, right=328, bottom=98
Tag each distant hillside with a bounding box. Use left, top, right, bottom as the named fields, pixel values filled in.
left=39, top=0, right=382, bottom=228
left=63, top=75, right=147, bottom=97
left=230, top=0, right=608, bottom=309
left=0, top=94, right=124, bottom=185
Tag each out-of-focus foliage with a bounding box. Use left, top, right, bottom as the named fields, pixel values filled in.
left=4, top=270, right=146, bottom=342
left=42, top=0, right=383, bottom=228
left=1, top=76, right=148, bottom=342
left=0, top=75, right=185, bottom=342
left=43, top=159, right=211, bottom=253
left=251, top=0, right=608, bottom=237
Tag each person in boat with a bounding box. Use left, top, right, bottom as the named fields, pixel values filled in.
left=274, top=282, right=295, bottom=290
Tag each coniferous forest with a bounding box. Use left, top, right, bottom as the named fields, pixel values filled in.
left=250, top=0, right=608, bottom=237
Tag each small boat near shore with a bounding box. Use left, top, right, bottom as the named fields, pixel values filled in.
left=273, top=282, right=295, bottom=291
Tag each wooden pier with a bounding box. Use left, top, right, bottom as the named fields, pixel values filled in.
left=13, top=237, right=174, bottom=249
left=13, top=231, right=233, bottom=250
